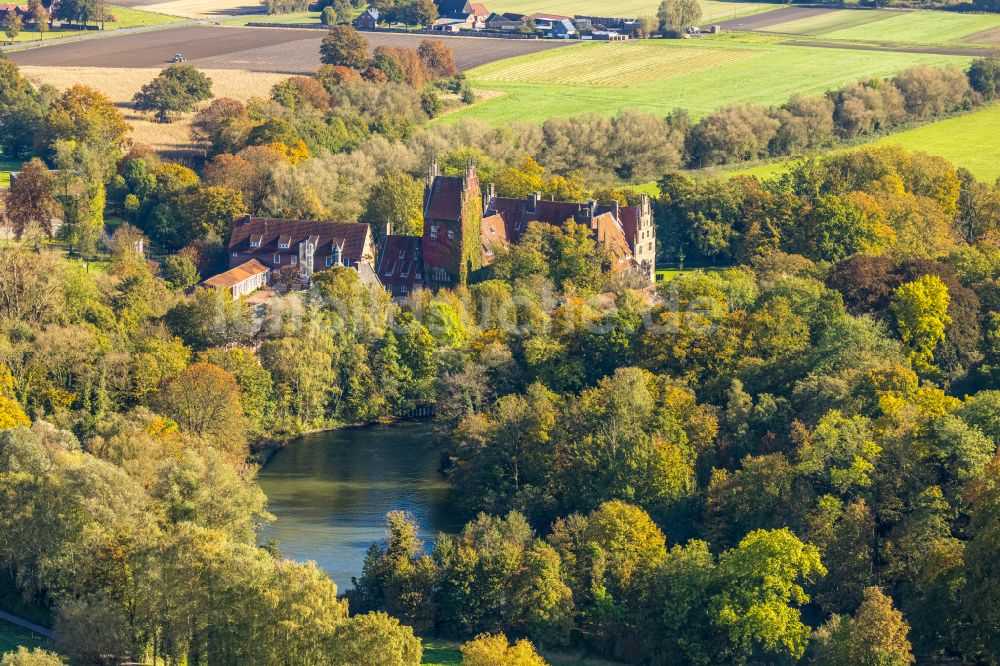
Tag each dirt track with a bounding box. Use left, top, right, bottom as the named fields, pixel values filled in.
left=8, top=24, right=569, bottom=73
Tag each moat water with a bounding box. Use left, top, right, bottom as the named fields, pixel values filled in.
left=257, top=421, right=462, bottom=592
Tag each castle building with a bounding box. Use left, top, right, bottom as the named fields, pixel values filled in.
left=420, top=161, right=484, bottom=288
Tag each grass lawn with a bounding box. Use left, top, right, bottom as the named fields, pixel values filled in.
left=489, top=0, right=775, bottom=21
left=451, top=37, right=970, bottom=125
left=820, top=10, right=1000, bottom=45
left=222, top=10, right=321, bottom=25
left=0, top=620, right=49, bottom=655
left=0, top=157, right=23, bottom=189
left=720, top=103, right=1000, bottom=183
left=7, top=5, right=185, bottom=43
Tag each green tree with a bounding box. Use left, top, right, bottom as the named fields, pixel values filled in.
left=4, top=11, right=22, bottom=44
left=656, top=0, right=701, bottom=35
left=161, top=254, right=201, bottom=289
left=712, top=528, right=826, bottom=662
left=891, top=275, right=952, bottom=376
left=133, top=65, right=213, bottom=123
left=361, top=171, right=424, bottom=238
left=329, top=612, right=422, bottom=665
left=812, top=587, right=915, bottom=666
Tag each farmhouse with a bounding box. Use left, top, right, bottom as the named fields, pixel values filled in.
left=228, top=215, right=379, bottom=285
left=485, top=11, right=525, bottom=31
left=201, top=259, right=270, bottom=298
left=0, top=3, right=28, bottom=22
left=353, top=7, right=379, bottom=29
left=433, top=0, right=488, bottom=30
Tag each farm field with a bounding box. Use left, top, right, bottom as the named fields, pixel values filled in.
left=722, top=103, right=1000, bottom=183
left=114, top=0, right=261, bottom=17
left=8, top=24, right=570, bottom=73
left=489, top=0, right=775, bottom=21
left=454, top=37, right=972, bottom=125
left=5, top=4, right=185, bottom=43
left=719, top=6, right=1000, bottom=46
left=18, top=66, right=290, bottom=155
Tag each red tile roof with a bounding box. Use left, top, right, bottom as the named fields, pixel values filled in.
left=377, top=235, right=423, bottom=291
left=424, top=175, right=468, bottom=221
left=481, top=213, right=508, bottom=264
left=229, top=216, right=371, bottom=266
left=591, top=213, right=632, bottom=269
left=202, top=259, right=269, bottom=290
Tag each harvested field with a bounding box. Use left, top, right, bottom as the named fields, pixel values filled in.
left=113, top=0, right=261, bottom=17
left=713, top=6, right=840, bottom=32
left=967, top=26, right=1000, bottom=44
left=475, top=41, right=764, bottom=86
left=9, top=25, right=569, bottom=73
left=19, top=66, right=289, bottom=156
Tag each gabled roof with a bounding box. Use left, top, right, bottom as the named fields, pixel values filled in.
left=591, top=212, right=632, bottom=269
left=377, top=235, right=423, bottom=288
left=229, top=216, right=371, bottom=265
left=529, top=12, right=570, bottom=20
left=202, top=259, right=269, bottom=290
left=466, top=2, right=489, bottom=16
left=481, top=213, right=508, bottom=263
left=425, top=175, right=468, bottom=221
left=436, top=0, right=470, bottom=18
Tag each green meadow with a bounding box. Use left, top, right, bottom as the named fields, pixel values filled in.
left=760, top=8, right=1000, bottom=45
left=718, top=103, right=1000, bottom=183
left=7, top=4, right=184, bottom=43
left=454, top=37, right=971, bottom=125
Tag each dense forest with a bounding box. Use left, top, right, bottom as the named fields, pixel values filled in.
left=2, top=39, right=1000, bottom=665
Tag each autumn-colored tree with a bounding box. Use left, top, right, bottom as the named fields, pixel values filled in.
left=3, top=157, right=57, bottom=237
left=320, top=25, right=370, bottom=70
left=891, top=274, right=952, bottom=376
left=417, top=40, right=456, bottom=78
left=38, top=84, right=130, bottom=155
left=460, top=633, right=548, bottom=666
left=156, top=362, right=249, bottom=455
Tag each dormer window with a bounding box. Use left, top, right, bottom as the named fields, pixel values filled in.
left=278, top=242, right=289, bottom=249
left=249, top=240, right=260, bottom=248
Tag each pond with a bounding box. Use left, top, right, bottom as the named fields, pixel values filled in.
left=257, top=421, right=463, bottom=592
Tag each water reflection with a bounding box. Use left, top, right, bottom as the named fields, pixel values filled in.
left=257, top=421, right=462, bottom=592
